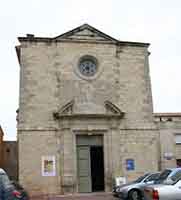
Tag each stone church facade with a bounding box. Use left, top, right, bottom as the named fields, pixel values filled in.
left=16, top=24, right=181, bottom=195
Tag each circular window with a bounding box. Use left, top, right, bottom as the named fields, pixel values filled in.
left=78, top=56, right=97, bottom=77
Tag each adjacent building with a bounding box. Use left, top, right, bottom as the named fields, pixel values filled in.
left=0, top=126, right=18, bottom=180
left=2, top=141, right=18, bottom=180
left=154, top=113, right=181, bottom=169
left=16, top=24, right=181, bottom=195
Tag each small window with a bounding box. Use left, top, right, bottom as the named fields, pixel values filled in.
left=177, top=159, right=181, bottom=167
left=167, top=117, right=173, bottom=121
left=6, top=148, right=10, bottom=153
left=78, top=55, right=98, bottom=77
left=175, top=134, right=181, bottom=144
left=126, top=159, right=135, bottom=171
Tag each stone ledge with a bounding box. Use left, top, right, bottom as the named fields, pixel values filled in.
left=53, top=113, right=124, bottom=120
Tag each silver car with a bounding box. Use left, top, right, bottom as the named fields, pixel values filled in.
left=0, top=168, right=15, bottom=200
left=0, top=168, right=24, bottom=200
left=144, top=168, right=181, bottom=200
left=113, top=172, right=160, bottom=200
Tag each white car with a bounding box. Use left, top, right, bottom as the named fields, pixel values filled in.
left=144, top=168, right=181, bottom=200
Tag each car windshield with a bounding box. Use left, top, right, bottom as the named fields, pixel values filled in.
left=158, top=169, right=172, bottom=181
left=134, top=173, right=150, bottom=183
left=169, top=171, right=181, bottom=184
left=144, top=173, right=160, bottom=182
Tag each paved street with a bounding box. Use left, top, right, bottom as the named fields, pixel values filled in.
left=31, top=192, right=116, bottom=200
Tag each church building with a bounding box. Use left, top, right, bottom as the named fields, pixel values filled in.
left=16, top=24, right=181, bottom=195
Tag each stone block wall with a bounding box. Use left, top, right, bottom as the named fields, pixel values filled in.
left=18, top=41, right=154, bottom=130
left=18, top=131, right=60, bottom=195
left=119, top=129, right=159, bottom=181
left=0, top=126, right=18, bottom=180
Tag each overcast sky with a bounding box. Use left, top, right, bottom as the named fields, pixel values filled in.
left=0, top=0, right=181, bottom=140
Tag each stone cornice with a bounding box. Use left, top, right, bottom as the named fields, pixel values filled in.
left=17, top=128, right=58, bottom=132
left=154, top=113, right=181, bottom=117
left=53, top=113, right=124, bottom=120
left=17, top=37, right=149, bottom=47
left=17, top=127, right=158, bottom=132
left=120, top=128, right=159, bottom=131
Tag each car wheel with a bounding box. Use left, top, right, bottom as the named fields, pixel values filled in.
left=128, top=190, right=142, bottom=200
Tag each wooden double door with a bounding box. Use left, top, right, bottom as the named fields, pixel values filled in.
left=77, top=135, right=105, bottom=193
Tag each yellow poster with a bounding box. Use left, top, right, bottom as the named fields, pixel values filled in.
left=42, top=156, right=56, bottom=176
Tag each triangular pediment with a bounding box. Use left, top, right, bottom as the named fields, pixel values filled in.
left=53, top=24, right=118, bottom=43
left=53, top=100, right=124, bottom=120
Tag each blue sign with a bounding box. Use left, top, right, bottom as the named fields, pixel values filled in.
left=126, top=159, right=135, bottom=171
